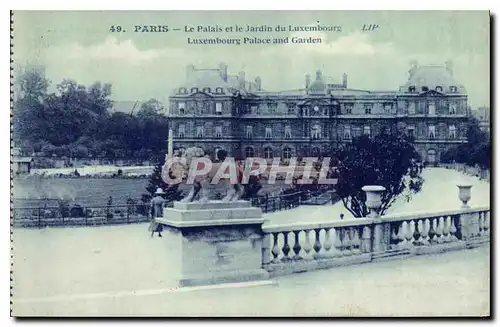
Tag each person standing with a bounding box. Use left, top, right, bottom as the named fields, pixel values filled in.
left=149, top=188, right=167, bottom=238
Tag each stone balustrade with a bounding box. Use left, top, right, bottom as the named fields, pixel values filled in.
left=261, top=206, right=490, bottom=277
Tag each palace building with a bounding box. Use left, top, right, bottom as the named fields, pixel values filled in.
left=167, top=61, right=469, bottom=165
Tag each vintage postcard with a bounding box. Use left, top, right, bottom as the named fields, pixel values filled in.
left=10, top=10, right=490, bottom=317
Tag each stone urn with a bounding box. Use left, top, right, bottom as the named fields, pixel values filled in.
left=457, top=184, right=472, bottom=208
left=362, top=185, right=386, bottom=218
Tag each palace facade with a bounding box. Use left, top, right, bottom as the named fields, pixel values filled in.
left=167, top=61, right=469, bottom=164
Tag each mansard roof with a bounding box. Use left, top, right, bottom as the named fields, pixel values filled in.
left=401, top=64, right=466, bottom=94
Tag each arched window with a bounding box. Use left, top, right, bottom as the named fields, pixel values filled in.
left=216, top=87, right=224, bottom=94
left=436, top=86, right=443, bottom=92
left=408, top=86, right=416, bottom=92
left=282, top=147, right=292, bottom=159
left=203, top=87, right=211, bottom=93
left=245, top=146, right=254, bottom=158
left=264, top=147, right=273, bottom=159
left=191, top=87, right=198, bottom=93
left=178, top=87, right=187, bottom=94
left=421, top=86, right=429, bottom=92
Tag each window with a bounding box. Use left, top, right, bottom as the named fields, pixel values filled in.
left=449, top=125, right=457, bottom=139
left=215, top=102, right=222, bottom=115
left=246, top=126, right=253, bottom=139
left=203, top=87, right=211, bottom=93
left=178, top=102, right=186, bottom=115
left=363, top=126, right=371, bottom=137
left=345, top=103, right=353, bottom=114
left=421, top=86, right=429, bottom=92
left=288, top=106, right=295, bottom=115
left=428, top=125, right=436, bottom=139
left=284, top=125, right=292, bottom=139
left=311, top=147, right=320, bottom=157
left=191, top=87, right=198, bottom=93
left=322, top=107, right=329, bottom=116
left=251, top=105, right=259, bottom=115
left=343, top=125, right=351, bottom=140
left=178, top=124, right=185, bottom=138
left=179, top=87, right=187, bottom=94
left=428, top=101, right=436, bottom=116
left=216, top=87, right=223, bottom=94
left=364, top=103, right=373, bottom=114
left=408, top=86, right=416, bottom=92
left=384, top=103, right=392, bottom=113
left=195, top=125, right=204, bottom=138
left=215, top=126, right=222, bottom=138
left=265, top=127, right=272, bottom=139
left=268, top=103, right=277, bottom=113
left=449, top=103, right=457, bottom=115
left=407, top=125, right=415, bottom=138
left=283, top=147, right=292, bottom=159
left=264, top=147, right=273, bottom=159
left=436, top=86, right=443, bottom=92
left=408, top=102, right=416, bottom=114
left=311, top=124, right=321, bottom=139
left=450, top=86, right=457, bottom=93
left=245, top=146, right=254, bottom=158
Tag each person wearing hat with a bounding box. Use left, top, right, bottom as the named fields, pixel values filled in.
left=149, top=187, right=167, bottom=237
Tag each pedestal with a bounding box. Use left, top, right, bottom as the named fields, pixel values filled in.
left=156, top=200, right=269, bottom=287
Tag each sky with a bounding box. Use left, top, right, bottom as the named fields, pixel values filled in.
left=12, top=11, right=490, bottom=108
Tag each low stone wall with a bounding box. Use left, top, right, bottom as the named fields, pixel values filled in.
left=441, top=163, right=490, bottom=182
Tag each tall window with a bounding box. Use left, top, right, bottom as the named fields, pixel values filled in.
left=322, top=107, right=329, bottom=116
left=449, top=103, right=457, bottom=115
left=428, top=101, right=436, bottom=116
left=288, top=106, right=295, bottom=115
left=195, top=125, right=204, bottom=138
left=363, top=126, right=371, bottom=137
left=364, top=103, right=373, bottom=114
left=264, top=147, right=273, bottom=159
left=345, top=103, right=353, bottom=114
left=215, top=102, right=222, bottom=115
left=245, top=146, right=254, bottom=158
left=268, top=103, right=277, bottom=114
left=408, top=102, right=416, bottom=115
left=311, top=124, right=321, bottom=139
left=407, top=125, right=415, bottom=138
left=215, top=126, right=222, bottom=138
left=428, top=125, right=436, bottom=139
left=178, top=102, right=186, bottom=115
left=284, top=125, right=292, bottom=139
left=265, top=127, right=272, bottom=139
left=343, top=125, right=351, bottom=140
left=384, top=103, right=392, bottom=113
left=282, top=147, right=292, bottom=159
left=251, top=105, right=259, bottom=115
left=246, top=125, right=253, bottom=138
left=449, top=125, right=457, bottom=139
left=178, top=124, right=185, bottom=138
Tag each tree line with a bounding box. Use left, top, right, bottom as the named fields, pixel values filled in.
left=12, top=67, right=169, bottom=161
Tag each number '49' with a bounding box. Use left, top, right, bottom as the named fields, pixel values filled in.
left=110, top=26, right=123, bottom=32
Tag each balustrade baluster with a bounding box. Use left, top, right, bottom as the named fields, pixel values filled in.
left=361, top=226, right=371, bottom=253
left=429, top=218, right=437, bottom=244
left=271, top=232, right=281, bottom=263
left=414, top=220, right=423, bottom=245
left=292, top=230, right=302, bottom=260
left=420, top=219, right=430, bottom=245
left=351, top=228, right=361, bottom=254
left=478, top=212, right=484, bottom=236
left=282, top=231, right=291, bottom=261
left=397, top=222, right=407, bottom=248
left=313, top=229, right=322, bottom=258
left=483, top=211, right=490, bottom=236
left=342, top=228, right=352, bottom=256
left=436, top=217, right=444, bottom=243
left=302, top=230, right=313, bottom=260
left=333, top=228, right=343, bottom=257
left=443, top=216, right=451, bottom=242
left=407, top=220, right=415, bottom=246
left=450, top=216, right=458, bottom=241
left=323, top=228, right=332, bottom=255
left=390, top=225, right=399, bottom=249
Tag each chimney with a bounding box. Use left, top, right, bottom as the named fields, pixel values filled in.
left=238, top=71, right=246, bottom=88
left=409, top=60, right=418, bottom=76
left=255, top=77, right=261, bottom=91
left=305, top=74, right=311, bottom=88
left=186, top=64, right=195, bottom=79
left=342, top=73, right=348, bottom=88
left=445, top=60, right=454, bottom=76
left=316, top=69, right=322, bottom=80
left=219, top=62, right=228, bottom=82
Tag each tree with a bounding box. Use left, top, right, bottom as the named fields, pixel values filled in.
left=144, top=155, right=183, bottom=203
left=335, top=133, right=424, bottom=218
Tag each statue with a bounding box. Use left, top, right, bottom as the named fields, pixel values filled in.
left=162, top=147, right=243, bottom=203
